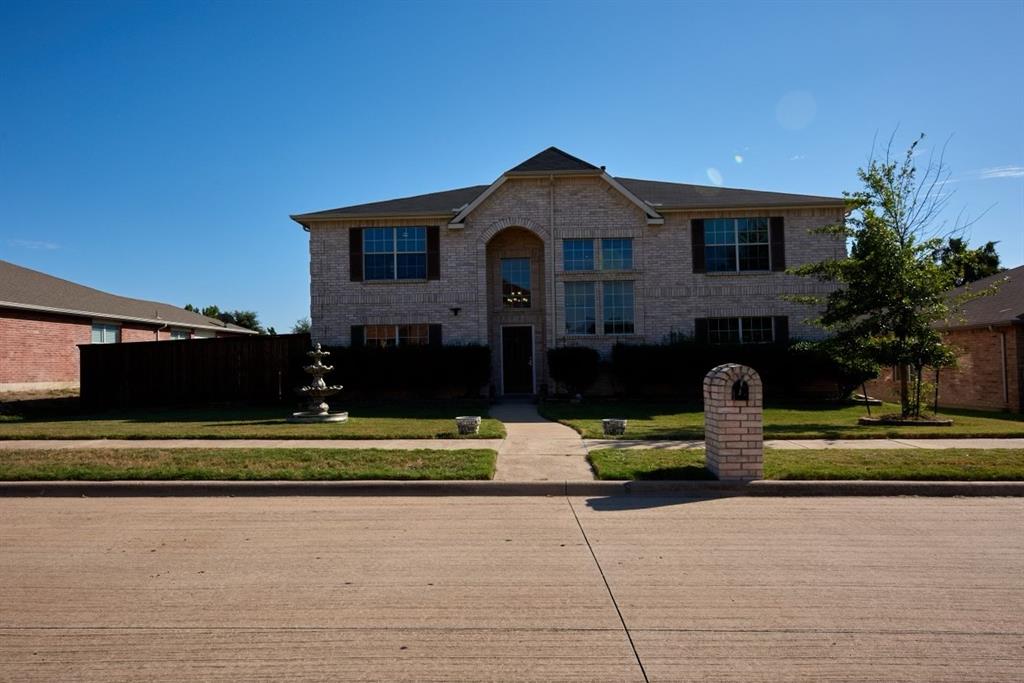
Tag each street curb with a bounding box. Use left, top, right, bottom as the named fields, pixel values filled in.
left=0, top=480, right=1022, bottom=497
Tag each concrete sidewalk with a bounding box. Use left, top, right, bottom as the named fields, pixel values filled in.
left=1, top=495, right=1021, bottom=681
left=0, top=438, right=505, bottom=451
left=489, top=401, right=593, bottom=481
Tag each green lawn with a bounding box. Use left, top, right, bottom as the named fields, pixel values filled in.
left=0, top=403, right=505, bottom=440
left=0, top=447, right=497, bottom=480
left=541, top=401, right=1024, bottom=440
left=588, top=447, right=1024, bottom=481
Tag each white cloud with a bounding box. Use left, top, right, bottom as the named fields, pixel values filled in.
left=733, top=154, right=744, bottom=164
left=789, top=154, right=806, bottom=161
left=8, top=239, right=60, bottom=250
left=977, top=165, right=1024, bottom=179
left=706, top=167, right=723, bottom=186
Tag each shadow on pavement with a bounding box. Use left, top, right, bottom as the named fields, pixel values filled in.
left=584, top=493, right=725, bottom=512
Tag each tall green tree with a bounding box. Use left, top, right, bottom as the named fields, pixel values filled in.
left=183, top=304, right=265, bottom=334
left=291, top=317, right=311, bottom=334
left=939, top=237, right=1002, bottom=286
left=791, top=134, right=990, bottom=418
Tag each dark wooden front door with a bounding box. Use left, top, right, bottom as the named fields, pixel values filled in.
left=502, top=326, right=533, bottom=394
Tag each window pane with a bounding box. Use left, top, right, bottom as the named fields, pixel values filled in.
left=705, top=245, right=736, bottom=272
left=363, top=228, right=394, bottom=254
left=738, top=244, right=770, bottom=270
left=170, top=329, right=189, bottom=340
left=398, top=324, right=429, bottom=346
left=704, top=219, right=734, bottom=246
left=365, top=324, right=397, bottom=348
left=742, top=317, right=774, bottom=343
left=564, top=282, right=596, bottom=335
left=707, top=318, right=740, bottom=344
left=603, top=281, right=635, bottom=334
left=601, top=238, right=633, bottom=270
left=737, top=217, right=769, bottom=244
left=364, top=253, right=394, bottom=280
left=396, top=253, right=427, bottom=279
left=91, top=323, right=119, bottom=344
left=395, top=227, right=426, bottom=253
left=501, top=258, right=531, bottom=308
left=563, top=239, right=595, bottom=271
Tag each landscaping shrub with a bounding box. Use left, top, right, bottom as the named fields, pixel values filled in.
left=323, top=344, right=491, bottom=398
left=547, top=347, right=601, bottom=396
left=611, top=339, right=871, bottom=400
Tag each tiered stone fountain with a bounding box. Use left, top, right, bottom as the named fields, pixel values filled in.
left=288, top=344, right=348, bottom=423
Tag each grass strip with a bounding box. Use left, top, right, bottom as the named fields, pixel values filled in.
left=0, top=403, right=505, bottom=440
left=541, top=401, right=1024, bottom=440
left=0, top=448, right=496, bottom=481
left=587, top=448, right=1024, bottom=481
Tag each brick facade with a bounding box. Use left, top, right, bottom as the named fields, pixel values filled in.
left=867, top=325, right=1023, bottom=413
left=307, top=174, right=844, bottom=395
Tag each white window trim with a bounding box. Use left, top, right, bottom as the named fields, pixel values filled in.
left=706, top=218, right=772, bottom=273
left=708, top=316, right=776, bottom=344
left=364, top=323, right=430, bottom=347
left=364, top=227, right=428, bottom=281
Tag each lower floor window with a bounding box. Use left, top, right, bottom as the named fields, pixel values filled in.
left=365, top=323, right=430, bottom=347
left=564, top=282, right=596, bottom=335
left=169, top=328, right=190, bottom=340
left=603, top=281, right=635, bottom=334
left=706, top=316, right=775, bottom=344
left=91, top=322, right=120, bottom=344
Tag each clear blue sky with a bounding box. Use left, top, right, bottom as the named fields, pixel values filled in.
left=2, top=0, right=1022, bottom=332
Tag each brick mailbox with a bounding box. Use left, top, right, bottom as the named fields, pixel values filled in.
left=703, top=363, right=764, bottom=481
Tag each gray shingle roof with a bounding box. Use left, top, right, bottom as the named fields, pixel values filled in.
left=505, top=146, right=600, bottom=174
left=291, top=147, right=845, bottom=222
left=0, top=259, right=257, bottom=333
left=942, top=265, right=1023, bottom=329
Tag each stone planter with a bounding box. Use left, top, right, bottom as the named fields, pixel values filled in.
left=602, top=418, right=627, bottom=436
left=455, top=416, right=482, bottom=435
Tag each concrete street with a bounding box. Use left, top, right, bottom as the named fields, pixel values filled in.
left=1, top=495, right=1021, bottom=681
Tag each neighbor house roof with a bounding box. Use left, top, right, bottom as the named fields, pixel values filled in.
left=291, top=147, right=844, bottom=225
left=0, top=260, right=258, bottom=334
left=942, top=265, right=1023, bottom=330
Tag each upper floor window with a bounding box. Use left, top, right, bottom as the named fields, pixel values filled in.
left=705, top=218, right=770, bottom=272
left=564, top=281, right=596, bottom=335
left=564, top=238, right=634, bottom=271
left=91, top=323, right=120, bottom=344
left=563, top=239, right=595, bottom=271
left=501, top=258, right=531, bottom=308
left=601, top=239, right=633, bottom=270
left=364, top=227, right=427, bottom=280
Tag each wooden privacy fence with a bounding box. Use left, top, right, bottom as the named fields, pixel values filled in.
left=79, top=333, right=312, bottom=409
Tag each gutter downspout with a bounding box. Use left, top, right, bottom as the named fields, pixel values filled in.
left=1001, top=329, right=1009, bottom=407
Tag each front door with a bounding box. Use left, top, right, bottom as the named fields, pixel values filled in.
left=502, top=326, right=534, bottom=394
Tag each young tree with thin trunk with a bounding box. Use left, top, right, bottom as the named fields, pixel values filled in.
left=791, top=133, right=992, bottom=418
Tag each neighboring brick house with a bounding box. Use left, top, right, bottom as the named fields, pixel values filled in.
left=868, top=265, right=1023, bottom=413
left=0, top=259, right=257, bottom=392
left=292, top=147, right=846, bottom=395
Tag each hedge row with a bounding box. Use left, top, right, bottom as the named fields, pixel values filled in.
left=609, top=341, right=871, bottom=400
left=321, top=344, right=491, bottom=398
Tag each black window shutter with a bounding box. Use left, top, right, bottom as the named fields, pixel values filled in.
left=694, top=318, right=708, bottom=343
left=773, top=316, right=789, bottom=344
left=691, top=219, right=706, bottom=273
left=428, top=324, right=442, bottom=347
left=769, top=217, right=785, bottom=272
left=426, top=226, right=440, bottom=280
left=349, top=228, right=364, bottom=282
left=350, top=325, right=364, bottom=348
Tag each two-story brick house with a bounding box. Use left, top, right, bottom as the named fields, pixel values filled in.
left=292, top=147, right=845, bottom=395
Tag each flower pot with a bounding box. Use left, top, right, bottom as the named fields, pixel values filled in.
left=602, top=418, right=627, bottom=436
left=455, top=416, right=482, bottom=435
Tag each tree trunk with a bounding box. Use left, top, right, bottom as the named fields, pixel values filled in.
left=899, top=364, right=910, bottom=417
left=914, top=365, right=924, bottom=418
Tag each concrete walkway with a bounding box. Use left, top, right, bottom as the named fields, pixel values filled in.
left=585, top=437, right=1024, bottom=450
left=489, top=401, right=593, bottom=481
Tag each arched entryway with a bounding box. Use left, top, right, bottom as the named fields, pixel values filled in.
left=485, top=227, right=547, bottom=395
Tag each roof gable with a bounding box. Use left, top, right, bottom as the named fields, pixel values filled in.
left=505, top=146, right=600, bottom=174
